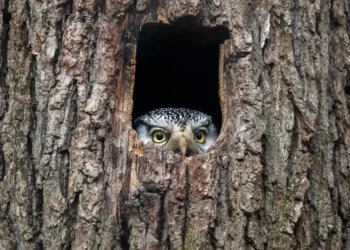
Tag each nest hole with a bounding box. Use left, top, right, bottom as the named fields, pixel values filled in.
left=132, top=20, right=230, bottom=130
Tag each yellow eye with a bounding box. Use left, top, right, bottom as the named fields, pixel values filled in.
left=152, top=130, right=167, bottom=143
left=194, top=131, right=206, bottom=143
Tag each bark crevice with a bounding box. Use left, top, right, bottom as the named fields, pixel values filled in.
left=0, top=0, right=11, bottom=181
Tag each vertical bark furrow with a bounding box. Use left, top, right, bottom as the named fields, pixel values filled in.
left=291, top=0, right=302, bottom=74
left=286, top=108, right=300, bottom=188
left=0, top=0, right=10, bottom=183
left=27, top=54, right=44, bottom=248
left=0, top=0, right=36, bottom=247
left=181, top=164, right=190, bottom=249
left=261, top=6, right=299, bottom=248
left=0, top=0, right=10, bottom=118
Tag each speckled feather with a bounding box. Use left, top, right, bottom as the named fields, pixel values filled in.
left=134, top=108, right=212, bottom=127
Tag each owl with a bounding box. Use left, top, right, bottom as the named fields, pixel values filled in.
left=133, top=108, right=219, bottom=157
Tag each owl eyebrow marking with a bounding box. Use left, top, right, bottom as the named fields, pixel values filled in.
left=134, top=119, right=153, bottom=129
left=193, top=119, right=210, bottom=129
left=204, top=119, right=211, bottom=126
left=136, top=119, right=170, bottom=133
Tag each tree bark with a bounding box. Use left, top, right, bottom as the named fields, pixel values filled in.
left=0, top=0, right=350, bottom=249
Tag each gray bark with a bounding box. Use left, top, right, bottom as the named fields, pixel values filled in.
left=0, top=0, right=350, bottom=249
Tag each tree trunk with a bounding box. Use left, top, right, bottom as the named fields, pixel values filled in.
left=1, top=0, right=350, bottom=249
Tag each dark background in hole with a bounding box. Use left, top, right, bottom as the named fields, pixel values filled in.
left=132, top=22, right=229, bottom=129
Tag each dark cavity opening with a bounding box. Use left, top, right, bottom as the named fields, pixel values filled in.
left=132, top=20, right=229, bottom=129
left=346, top=71, right=350, bottom=95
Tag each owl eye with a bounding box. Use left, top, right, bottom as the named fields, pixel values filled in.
left=152, top=130, right=167, bottom=143
left=194, top=130, right=206, bottom=143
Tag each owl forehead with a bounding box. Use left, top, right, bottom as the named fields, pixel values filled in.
left=141, top=108, right=211, bottom=127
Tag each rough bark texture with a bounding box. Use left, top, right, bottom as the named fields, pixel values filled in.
left=0, top=0, right=350, bottom=249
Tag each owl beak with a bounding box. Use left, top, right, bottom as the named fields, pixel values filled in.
left=167, top=135, right=196, bottom=157
left=178, top=137, right=189, bottom=157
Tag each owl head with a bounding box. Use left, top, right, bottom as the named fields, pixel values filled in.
left=133, top=108, right=219, bottom=157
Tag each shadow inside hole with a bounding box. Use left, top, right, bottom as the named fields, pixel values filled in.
left=345, top=86, right=350, bottom=95
left=132, top=21, right=230, bottom=130
left=346, top=72, right=350, bottom=95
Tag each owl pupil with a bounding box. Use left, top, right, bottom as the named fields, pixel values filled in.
left=195, top=132, right=202, bottom=140
left=156, top=133, right=164, bottom=140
